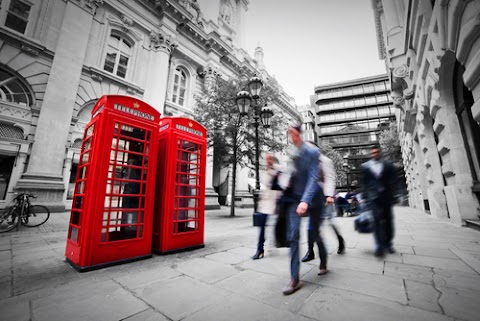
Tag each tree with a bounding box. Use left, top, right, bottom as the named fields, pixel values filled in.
left=379, top=123, right=402, bottom=166
left=194, top=75, right=288, bottom=216
left=318, top=141, right=345, bottom=186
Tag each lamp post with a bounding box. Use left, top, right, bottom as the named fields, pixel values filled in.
left=235, top=76, right=273, bottom=213
left=343, top=155, right=350, bottom=189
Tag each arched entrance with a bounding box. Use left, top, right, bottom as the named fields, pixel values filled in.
left=0, top=64, right=34, bottom=206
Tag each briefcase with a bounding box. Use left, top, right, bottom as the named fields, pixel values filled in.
left=354, top=210, right=374, bottom=233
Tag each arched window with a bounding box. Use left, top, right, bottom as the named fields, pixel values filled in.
left=172, top=67, right=188, bottom=106
left=0, top=66, right=33, bottom=106
left=103, top=32, right=133, bottom=79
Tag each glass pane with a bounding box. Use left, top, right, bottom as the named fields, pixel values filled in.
left=121, top=39, right=132, bottom=51
left=69, top=226, right=79, bottom=242
left=75, top=181, right=84, bottom=194
left=117, top=65, right=126, bottom=78
left=81, top=152, right=89, bottom=163
left=9, top=0, right=31, bottom=19
left=73, top=196, right=83, bottom=209
left=86, top=124, right=94, bottom=137
left=71, top=211, right=81, bottom=225
left=104, top=53, right=116, bottom=73
left=5, top=13, right=27, bottom=33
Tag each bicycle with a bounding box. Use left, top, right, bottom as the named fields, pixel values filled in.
left=0, top=193, right=50, bottom=233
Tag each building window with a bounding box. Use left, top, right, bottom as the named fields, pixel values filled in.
left=3, top=0, right=31, bottom=34
left=103, top=32, right=132, bottom=79
left=172, top=67, right=187, bottom=106
left=0, top=66, right=33, bottom=106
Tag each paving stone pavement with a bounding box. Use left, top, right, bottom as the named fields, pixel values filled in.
left=0, top=205, right=479, bottom=321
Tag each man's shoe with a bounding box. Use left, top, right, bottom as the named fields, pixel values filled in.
left=301, top=252, right=314, bottom=262
left=388, top=247, right=396, bottom=254
left=282, top=279, right=302, bottom=295
left=374, top=250, right=384, bottom=258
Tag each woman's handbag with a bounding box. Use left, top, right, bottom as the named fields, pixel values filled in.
left=271, top=171, right=283, bottom=191
left=253, top=212, right=264, bottom=227
left=274, top=197, right=290, bottom=248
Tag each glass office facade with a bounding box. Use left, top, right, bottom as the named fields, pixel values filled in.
left=314, top=74, right=394, bottom=189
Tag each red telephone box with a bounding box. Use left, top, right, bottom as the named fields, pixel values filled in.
left=65, top=95, right=160, bottom=271
left=153, top=117, right=207, bottom=254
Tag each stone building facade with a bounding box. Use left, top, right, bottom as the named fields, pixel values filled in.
left=372, top=0, right=480, bottom=225
left=0, top=0, right=299, bottom=210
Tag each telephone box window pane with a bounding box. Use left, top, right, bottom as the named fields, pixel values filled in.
left=188, top=209, right=197, bottom=219
left=81, top=152, right=90, bottom=163
left=101, top=228, right=107, bottom=242
left=175, top=221, right=197, bottom=233
left=69, top=226, right=79, bottom=242
left=189, top=187, right=198, bottom=196
left=79, top=166, right=87, bottom=180
left=73, top=196, right=83, bottom=209
left=86, top=124, right=94, bottom=137
left=75, top=182, right=84, bottom=194
left=70, top=211, right=81, bottom=225
left=83, top=137, right=92, bottom=150
left=139, top=225, right=143, bottom=238
left=109, top=210, right=120, bottom=222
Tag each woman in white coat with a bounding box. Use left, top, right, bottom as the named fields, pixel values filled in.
left=253, top=153, right=282, bottom=260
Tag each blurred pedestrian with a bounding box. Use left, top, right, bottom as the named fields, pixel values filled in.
left=302, top=143, right=344, bottom=273
left=252, top=153, right=282, bottom=260
left=320, top=153, right=345, bottom=255
left=360, top=147, right=399, bottom=257
left=334, top=193, right=349, bottom=217
left=281, top=125, right=323, bottom=296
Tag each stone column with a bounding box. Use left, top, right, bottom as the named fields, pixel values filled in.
left=142, top=29, right=176, bottom=115
left=413, top=136, right=429, bottom=211
left=417, top=108, right=449, bottom=220
left=17, top=0, right=102, bottom=209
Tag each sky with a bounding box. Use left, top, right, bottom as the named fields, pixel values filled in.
left=243, top=0, right=387, bottom=106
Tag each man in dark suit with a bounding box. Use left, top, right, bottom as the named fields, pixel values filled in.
left=282, top=125, right=324, bottom=295
left=360, top=147, right=398, bottom=257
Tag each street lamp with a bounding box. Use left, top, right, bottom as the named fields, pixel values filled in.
left=235, top=76, right=274, bottom=212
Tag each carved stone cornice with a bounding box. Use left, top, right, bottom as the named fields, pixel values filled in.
left=149, top=30, right=177, bottom=53
left=70, top=0, right=104, bottom=15
left=120, top=14, right=134, bottom=32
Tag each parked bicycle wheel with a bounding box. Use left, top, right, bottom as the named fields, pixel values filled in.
left=0, top=208, right=19, bottom=233
left=22, top=205, right=50, bottom=227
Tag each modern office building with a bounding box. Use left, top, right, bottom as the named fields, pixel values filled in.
left=314, top=74, right=394, bottom=190
left=0, top=0, right=299, bottom=211
left=371, top=0, right=480, bottom=226
left=298, top=104, right=317, bottom=143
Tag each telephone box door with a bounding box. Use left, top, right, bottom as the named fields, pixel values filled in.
left=153, top=117, right=207, bottom=253
left=65, top=95, right=160, bottom=271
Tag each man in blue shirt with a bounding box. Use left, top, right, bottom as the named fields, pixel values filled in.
left=282, top=125, right=323, bottom=295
